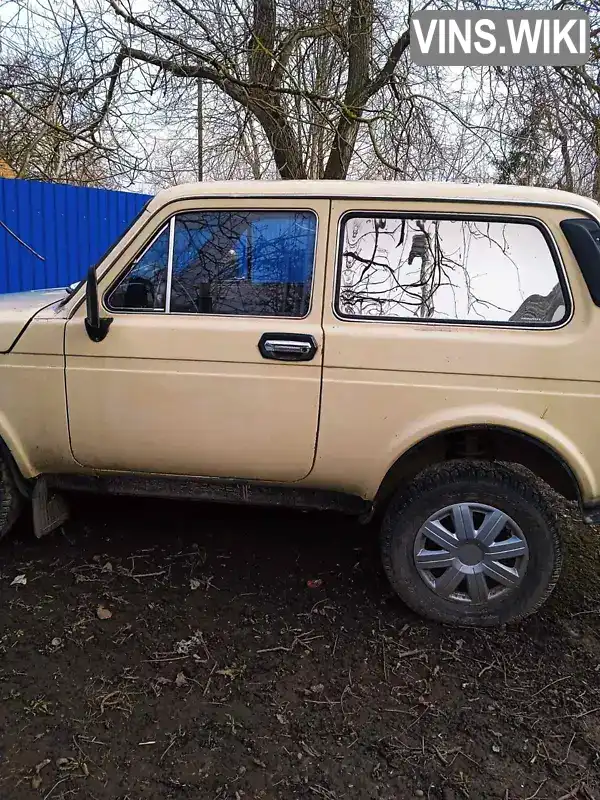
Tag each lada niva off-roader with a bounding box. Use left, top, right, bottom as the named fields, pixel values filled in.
left=2, top=181, right=600, bottom=626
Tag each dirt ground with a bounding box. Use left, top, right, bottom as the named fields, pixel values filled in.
left=1, top=488, right=599, bottom=800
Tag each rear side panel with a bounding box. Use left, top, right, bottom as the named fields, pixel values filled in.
left=311, top=201, right=600, bottom=503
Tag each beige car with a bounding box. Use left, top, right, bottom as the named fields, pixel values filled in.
left=2, top=180, right=600, bottom=626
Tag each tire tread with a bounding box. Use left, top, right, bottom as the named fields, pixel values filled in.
left=0, top=456, right=21, bottom=539
left=381, top=460, right=562, bottom=626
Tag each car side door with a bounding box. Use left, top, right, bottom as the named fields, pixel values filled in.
left=64, top=197, right=328, bottom=482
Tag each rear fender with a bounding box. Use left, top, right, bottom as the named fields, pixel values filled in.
left=384, top=404, right=596, bottom=501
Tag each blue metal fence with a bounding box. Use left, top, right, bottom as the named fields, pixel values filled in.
left=0, top=178, right=152, bottom=294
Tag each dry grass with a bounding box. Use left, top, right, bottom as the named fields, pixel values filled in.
left=0, top=490, right=599, bottom=800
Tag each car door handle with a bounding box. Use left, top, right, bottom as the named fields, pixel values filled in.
left=258, top=333, right=318, bottom=362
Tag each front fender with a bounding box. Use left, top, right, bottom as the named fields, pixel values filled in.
left=0, top=412, right=36, bottom=480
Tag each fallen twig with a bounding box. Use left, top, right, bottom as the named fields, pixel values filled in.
left=524, top=778, right=548, bottom=800
left=530, top=675, right=571, bottom=699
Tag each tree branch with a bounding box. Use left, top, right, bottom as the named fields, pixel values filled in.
left=364, top=28, right=410, bottom=101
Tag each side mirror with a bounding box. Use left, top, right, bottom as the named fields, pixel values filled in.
left=84, top=267, right=113, bottom=342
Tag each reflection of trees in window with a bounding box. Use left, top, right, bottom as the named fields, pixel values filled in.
left=340, top=217, right=565, bottom=324
left=510, top=282, right=565, bottom=323
left=108, top=226, right=170, bottom=310
left=171, top=211, right=315, bottom=317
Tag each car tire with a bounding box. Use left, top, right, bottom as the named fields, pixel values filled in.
left=380, top=461, right=562, bottom=626
left=0, top=454, right=22, bottom=540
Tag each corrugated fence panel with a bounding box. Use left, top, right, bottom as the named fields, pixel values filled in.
left=0, top=178, right=152, bottom=294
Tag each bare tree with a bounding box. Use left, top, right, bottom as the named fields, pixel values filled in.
left=2, top=0, right=600, bottom=198
left=491, top=5, right=600, bottom=198
left=0, top=0, right=147, bottom=185
left=89, top=0, right=414, bottom=180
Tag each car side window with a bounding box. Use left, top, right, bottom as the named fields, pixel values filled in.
left=107, top=225, right=169, bottom=311
left=337, top=215, right=568, bottom=326
left=170, top=210, right=316, bottom=317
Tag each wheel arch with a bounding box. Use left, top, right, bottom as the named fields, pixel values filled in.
left=0, top=426, right=35, bottom=497
left=374, top=423, right=584, bottom=513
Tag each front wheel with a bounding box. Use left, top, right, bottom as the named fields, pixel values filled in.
left=0, top=454, right=22, bottom=540
left=380, top=461, right=562, bottom=626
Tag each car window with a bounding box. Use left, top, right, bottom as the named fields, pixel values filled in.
left=170, top=210, right=316, bottom=317
left=107, top=225, right=169, bottom=311
left=337, top=215, right=568, bottom=325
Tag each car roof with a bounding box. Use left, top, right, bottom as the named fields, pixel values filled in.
left=147, top=180, right=600, bottom=217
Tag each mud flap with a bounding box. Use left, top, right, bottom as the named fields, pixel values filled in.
left=32, top=478, right=69, bottom=538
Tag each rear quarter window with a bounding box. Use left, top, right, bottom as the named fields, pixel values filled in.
left=336, top=214, right=569, bottom=326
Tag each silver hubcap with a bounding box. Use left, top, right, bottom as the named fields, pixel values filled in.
left=413, top=503, right=529, bottom=605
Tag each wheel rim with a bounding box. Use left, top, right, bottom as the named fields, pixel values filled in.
left=413, top=503, right=529, bottom=605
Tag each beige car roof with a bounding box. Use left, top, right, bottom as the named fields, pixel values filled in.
left=147, top=180, right=600, bottom=217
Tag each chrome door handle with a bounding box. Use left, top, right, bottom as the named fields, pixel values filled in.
left=258, top=333, right=317, bottom=362
left=264, top=340, right=312, bottom=356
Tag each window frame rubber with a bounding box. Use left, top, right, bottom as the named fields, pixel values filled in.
left=105, top=208, right=319, bottom=320
left=104, top=222, right=172, bottom=314
left=333, top=211, right=572, bottom=330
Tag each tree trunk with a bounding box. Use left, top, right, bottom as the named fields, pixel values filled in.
left=593, top=121, right=600, bottom=201
left=323, top=116, right=360, bottom=179
left=250, top=95, right=307, bottom=179
left=323, top=0, right=372, bottom=179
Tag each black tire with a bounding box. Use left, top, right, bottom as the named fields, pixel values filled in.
left=380, top=461, right=562, bottom=626
left=0, top=455, right=22, bottom=540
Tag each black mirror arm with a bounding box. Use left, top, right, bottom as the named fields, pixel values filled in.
left=84, top=267, right=113, bottom=342
left=84, top=316, right=113, bottom=342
